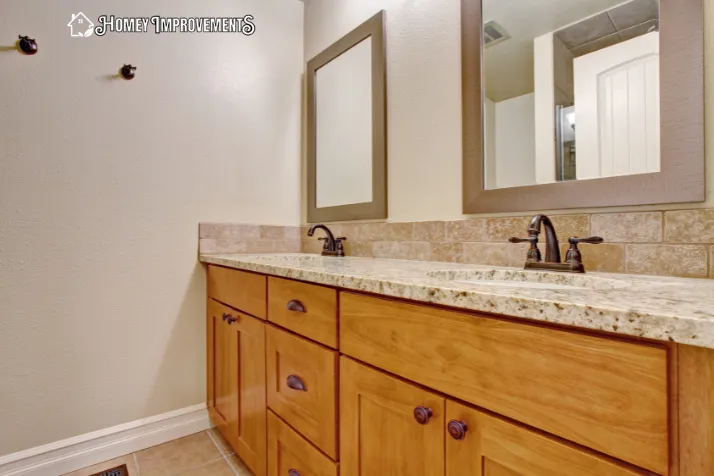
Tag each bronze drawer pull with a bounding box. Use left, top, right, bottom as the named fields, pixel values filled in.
left=447, top=420, right=468, bottom=440
left=288, top=470, right=301, bottom=476
left=413, top=406, right=432, bottom=425
left=223, top=313, right=238, bottom=325
left=286, top=374, right=307, bottom=391
left=287, top=300, right=306, bottom=313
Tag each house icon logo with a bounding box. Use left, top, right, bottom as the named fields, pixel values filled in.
left=68, top=12, right=94, bottom=37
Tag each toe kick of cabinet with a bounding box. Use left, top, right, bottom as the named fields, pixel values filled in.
left=266, top=325, right=339, bottom=460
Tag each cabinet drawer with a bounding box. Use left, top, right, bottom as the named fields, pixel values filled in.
left=268, top=411, right=338, bottom=476
left=266, top=325, right=338, bottom=459
left=340, top=292, right=669, bottom=475
left=208, top=265, right=266, bottom=319
left=268, top=277, right=337, bottom=348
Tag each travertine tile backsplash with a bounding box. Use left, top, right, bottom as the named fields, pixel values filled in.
left=199, top=210, right=714, bottom=279
left=199, top=223, right=301, bottom=255
left=298, top=210, right=714, bottom=279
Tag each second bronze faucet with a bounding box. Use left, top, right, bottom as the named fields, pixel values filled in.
left=509, top=214, right=603, bottom=273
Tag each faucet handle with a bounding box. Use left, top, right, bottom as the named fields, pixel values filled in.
left=565, top=236, right=604, bottom=266
left=508, top=236, right=538, bottom=244
left=568, top=236, right=604, bottom=245
left=335, top=237, right=346, bottom=257
left=509, top=236, right=541, bottom=262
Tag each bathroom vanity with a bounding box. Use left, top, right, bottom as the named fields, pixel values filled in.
left=201, top=254, right=714, bottom=476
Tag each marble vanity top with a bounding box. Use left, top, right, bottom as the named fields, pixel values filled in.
left=200, top=253, right=714, bottom=349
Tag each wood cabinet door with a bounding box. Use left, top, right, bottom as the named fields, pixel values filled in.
left=445, top=400, right=647, bottom=476
left=207, top=299, right=267, bottom=476
left=340, top=357, right=445, bottom=476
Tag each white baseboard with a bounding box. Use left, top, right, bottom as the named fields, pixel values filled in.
left=0, top=403, right=212, bottom=476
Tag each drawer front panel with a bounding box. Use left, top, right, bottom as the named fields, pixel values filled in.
left=266, top=325, right=338, bottom=459
left=268, top=277, right=338, bottom=348
left=208, top=265, right=266, bottom=319
left=267, top=411, right=338, bottom=476
left=339, top=292, right=669, bottom=475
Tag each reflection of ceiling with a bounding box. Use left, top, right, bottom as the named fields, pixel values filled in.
left=556, top=0, right=658, bottom=57
left=483, top=0, right=646, bottom=102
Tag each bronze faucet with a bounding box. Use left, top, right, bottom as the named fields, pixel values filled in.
left=307, top=224, right=346, bottom=257
left=509, top=214, right=603, bottom=273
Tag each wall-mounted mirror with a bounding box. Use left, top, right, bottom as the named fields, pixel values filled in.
left=462, top=0, right=704, bottom=213
left=307, top=11, right=387, bottom=223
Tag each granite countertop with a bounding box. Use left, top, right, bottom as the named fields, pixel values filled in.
left=200, top=253, right=714, bottom=349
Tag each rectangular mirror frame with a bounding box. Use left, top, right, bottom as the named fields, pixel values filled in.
left=462, top=0, right=705, bottom=214
left=307, top=11, right=387, bottom=223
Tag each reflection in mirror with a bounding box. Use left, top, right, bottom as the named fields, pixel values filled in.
left=315, top=38, right=374, bottom=208
left=482, top=0, right=660, bottom=190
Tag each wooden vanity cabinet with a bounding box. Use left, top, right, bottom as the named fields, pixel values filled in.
left=207, top=297, right=267, bottom=476
left=205, top=264, right=714, bottom=476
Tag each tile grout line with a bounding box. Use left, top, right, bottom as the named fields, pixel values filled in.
left=206, top=429, right=241, bottom=476
left=132, top=453, right=141, bottom=476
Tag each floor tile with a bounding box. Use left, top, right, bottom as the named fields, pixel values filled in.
left=62, top=454, right=138, bottom=476
left=208, top=427, right=235, bottom=455
left=134, top=431, right=222, bottom=476
left=176, top=459, right=236, bottom=476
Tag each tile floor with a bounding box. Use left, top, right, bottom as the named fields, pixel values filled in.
left=63, top=429, right=252, bottom=476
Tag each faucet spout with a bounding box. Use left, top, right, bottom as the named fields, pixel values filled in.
left=307, top=224, right=335, bottom=245
left=528, top=214, right=561, bottom=263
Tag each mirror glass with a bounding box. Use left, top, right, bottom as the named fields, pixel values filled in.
left=482, top=0, right=660, bottom=190
left=315, top=37, right=374, bottom=208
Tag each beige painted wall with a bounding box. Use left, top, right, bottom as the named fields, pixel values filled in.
left=0, top=0, right=303, bottom=455
left=304, top=0, right=713, bottom=222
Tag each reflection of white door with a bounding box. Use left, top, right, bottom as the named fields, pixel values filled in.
left=574, top=32, right=659, bottom=180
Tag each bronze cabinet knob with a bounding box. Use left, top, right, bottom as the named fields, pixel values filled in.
left=447, top=420, right=468, bottom=440
left=286, top=299, right=306, bottom=313
left=413, top=406, right=432, bottom=425
left=286, top=374, right=307, bottom=391
left=288, top=470, right=301, bottom=476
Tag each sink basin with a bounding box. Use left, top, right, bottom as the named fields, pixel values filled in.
left=454, top=280, right=586, bottom=290
left=247, top=254, right=323, bottom=262
left=428, top=269, right=629, bottom=291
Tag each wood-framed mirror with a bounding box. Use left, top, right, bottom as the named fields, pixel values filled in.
left=307, top=11, right=387, bottom=223
left=462, top=0, right=704, bottom=214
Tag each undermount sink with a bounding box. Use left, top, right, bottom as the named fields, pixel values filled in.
left=428, top=269, right=630, bottom=291
left=247, top=254, right=325, bottom=264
